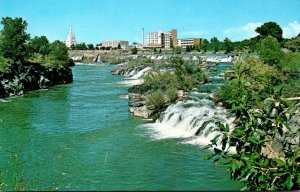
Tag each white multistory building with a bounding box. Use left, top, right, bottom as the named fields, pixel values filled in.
left=146, top=29, right=177, bottom=49
left=147, top=30, right=164, bottom=48
left=163, top=32, right=172, bottom=49
left=65, top=26, right=77, bottom=48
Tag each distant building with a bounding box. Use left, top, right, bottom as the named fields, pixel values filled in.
left=177, top=38, right=203, bottom=48
left=145, top=28, right=203, bottom=49
left=65, top=26, right=77, bottom=48
left=146, top=30, right=164, bottom=48
left=146, top=29, right=178, bottom=49
left=101, top=40, right=129, bottom=50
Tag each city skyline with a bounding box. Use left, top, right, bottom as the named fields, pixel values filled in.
left=0, top=0, right=300, bottom=44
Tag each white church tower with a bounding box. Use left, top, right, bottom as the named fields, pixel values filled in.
left=65, top=26, right=77, bottom=48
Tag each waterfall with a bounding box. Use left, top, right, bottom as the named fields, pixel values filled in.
left=120, top=67, right=152, bottom=86
left=141, top=61, right=236, bottom=150
left=128, top=67, right=152, bottom=79
left=142, top=98, right=235, bottom=147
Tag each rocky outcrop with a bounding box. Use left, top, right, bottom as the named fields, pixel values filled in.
left=0, top=62, right=73, bottom=98
left=128, top=93, right=155, bottom=119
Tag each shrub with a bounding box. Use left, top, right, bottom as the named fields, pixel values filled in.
left=215, top=56, right=280, bottom=108
left=205, top=87, right=300, bottom=191
left=146, top=89, right=165, bottom=109
left=166, top=87, right=178, bottom=103
left=131, top=47, right=138, bottom=54
left=257, top=36, right=284, bottom=67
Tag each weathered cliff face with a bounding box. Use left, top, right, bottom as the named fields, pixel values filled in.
left=0, top=62, right=73, bottom=98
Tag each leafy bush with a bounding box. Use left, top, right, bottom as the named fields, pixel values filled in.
left=166, top=87, right=178, bottom=103
left=146, top=89, right=165, bottom=109
left=205, top=87, right=300, bottom=190
left=215, top=56, right=280, bottom=109
left=257, top=36, right=284, bottom=66
left=44, top=40, right=69, bottom=67
left=131, top=47, right=138, bottom=54
left=143, top=71, right=178, bottom=92
left=109, top=58, right=125, bottom=65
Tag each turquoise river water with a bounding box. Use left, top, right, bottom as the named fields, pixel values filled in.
left=0, top=64, right=242, bottom=190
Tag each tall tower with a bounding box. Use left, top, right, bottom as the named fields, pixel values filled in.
left=142, top=28, right=145, bottom=48
left=65, top=26, right=77, bottom=48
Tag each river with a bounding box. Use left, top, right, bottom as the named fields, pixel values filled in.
left=0, top=63, right=242, bottom=190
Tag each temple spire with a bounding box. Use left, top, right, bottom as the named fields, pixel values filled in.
left=65, top=25, right=76, bottom=48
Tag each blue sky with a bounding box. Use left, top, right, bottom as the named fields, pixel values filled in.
left=0, top=0, right=300, bottom=44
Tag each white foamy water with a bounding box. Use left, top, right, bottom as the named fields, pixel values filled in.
left=142, top=99, right=235, bottom=147
left=120, top=67, right=152, bottom=86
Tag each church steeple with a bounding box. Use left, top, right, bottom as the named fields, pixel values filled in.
left=65, top=26, right=76, bottom=48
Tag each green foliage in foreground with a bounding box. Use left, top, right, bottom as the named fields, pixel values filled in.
left=204, top=87, right=300, bottom=190
left=209, top=52, right=300, bottom=190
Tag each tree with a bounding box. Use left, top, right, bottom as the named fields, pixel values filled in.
left=131, top=47, right=138, bottom=54
left=47, top=40, right=69, bottom=66
left=210, top=37, right=220, bottom=53
left=0, top=17, right=30, bottom=62
left=185, top=45, right=191, bottom=52
left=117, top=43, right=121, bottom=49
left=29, top=36, right=50, bottom=57
left=256, top=22, right=283, bottom=41
left=257, top=36, right=284, bottom=66
left=201, top=39, right=209, bottom=52
left=154, top=47, right=157, bottom=52
left=223, top=38, right=234, bottom=53
left=87, top=44, right=94, bottom=50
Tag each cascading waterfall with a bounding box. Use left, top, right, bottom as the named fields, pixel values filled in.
left=142, top=97, right=235, bottom=147
left=141, top=61, right=235, bottom=148
left=120, top=67, right=152, bottom=86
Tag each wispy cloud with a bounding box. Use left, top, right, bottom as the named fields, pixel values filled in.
left=180, top=30, right=206, bottom=38
left=282, top=21, right=300, bottom=38
left=223, top=22, right=263, bottom=41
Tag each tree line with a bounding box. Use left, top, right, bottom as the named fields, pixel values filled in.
left=0, top=17, right=70, bottom=68
left=188, top=22, right=300, bottom=54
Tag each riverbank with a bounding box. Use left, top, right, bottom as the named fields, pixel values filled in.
left=0, top=61, right=73, bottom=98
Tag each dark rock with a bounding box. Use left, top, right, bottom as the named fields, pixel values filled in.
left=0, top=62, right=73, bottom=98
